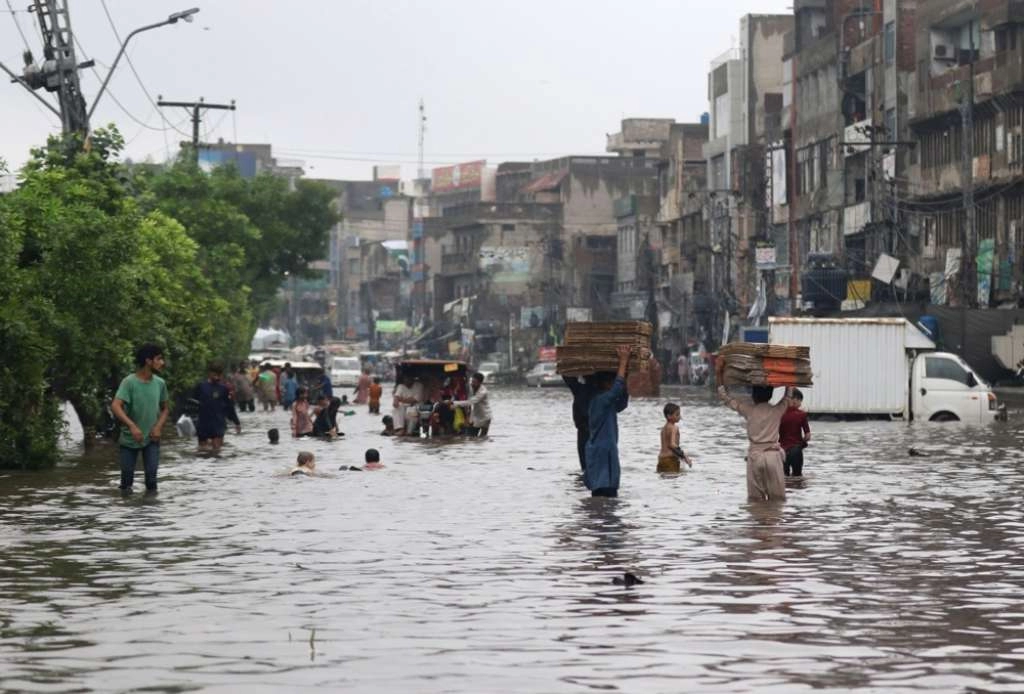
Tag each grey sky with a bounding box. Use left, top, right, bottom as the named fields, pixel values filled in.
left=2, top=0, right=789, bottom=180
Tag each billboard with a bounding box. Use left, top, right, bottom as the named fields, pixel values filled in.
left=432, top=160, right=485, bottom=193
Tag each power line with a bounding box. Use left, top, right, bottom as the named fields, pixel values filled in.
left=97, top=0, right=191, bottom=138
left=71, top=35, right=179, bottom=133
left=5, top=0, right=30, bottom=51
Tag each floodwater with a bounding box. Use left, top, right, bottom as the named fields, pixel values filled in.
left=2, top=386, right=1024, bottom=693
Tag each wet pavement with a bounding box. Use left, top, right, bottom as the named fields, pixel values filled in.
left=2, top=385, right=1024, bottom=693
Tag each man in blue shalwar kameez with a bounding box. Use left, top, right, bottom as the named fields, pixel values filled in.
left=584, top=345, right=633, bottom=498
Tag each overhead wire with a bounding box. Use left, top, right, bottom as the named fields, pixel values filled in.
left=5, top=0, right=30, bottom=51
left=72, top=36, right=171, bottom=133
left=96, top=0, right=191, bottom=139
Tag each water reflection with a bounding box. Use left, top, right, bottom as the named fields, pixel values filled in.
left=1, top=386, right=1023, bottom=692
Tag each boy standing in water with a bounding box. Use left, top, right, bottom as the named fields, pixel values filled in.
left=779, top=388, right=810, bottom=477
left=584, top=345, right=633, bottom=498
left=111, top=344, right=170, bottom=494
left=368, top=377, right=383, bottom=414
left=657, top=403, right=693, bottom=473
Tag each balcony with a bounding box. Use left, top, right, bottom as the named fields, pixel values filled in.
left=441, top=252, right=476, bottom=275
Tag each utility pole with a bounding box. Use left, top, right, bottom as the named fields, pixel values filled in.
left=959, top=19, right=978, bottom=310
left=157, top=97, right=236, bottom=163
left=22, top=0, right=91, bottom=133
left=417, top=98, right=427, bottom=180
left=4, top=3, right=198, bottom=138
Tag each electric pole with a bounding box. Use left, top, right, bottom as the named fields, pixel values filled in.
left=417, top=98, right=427, bottom=180
left=157, top=97, right=236, bottom=163
left=3, top=2, right=199, bottom=138
left=959, top=19, right=978, bottom=309
left=19, top=0, right=92, bottom=133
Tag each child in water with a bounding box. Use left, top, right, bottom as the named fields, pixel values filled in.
left=363, top=448, right=384, bottom=470
left=291, top=451, right=316, bottom=476
left=657, top=403, right=693, bottom=473
left=340, top=449, right=385, bottom=471
left=368, top=377, right=383, bottom=414
left=291, top=387, right=314, bottom=438
left=380, top=415, right=396, bottom=436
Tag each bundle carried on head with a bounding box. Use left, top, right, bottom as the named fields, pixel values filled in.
left=556, top=321, right=653, bottom=377
left=718, top=342, right=813, bottom=387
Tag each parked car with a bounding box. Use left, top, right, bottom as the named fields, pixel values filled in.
left=330, top=356, right=362, bottom=387
left=525, top=362, right=561, bottom=387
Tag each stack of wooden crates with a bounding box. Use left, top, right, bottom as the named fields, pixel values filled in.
left=556, top=321, right=653, bottom=377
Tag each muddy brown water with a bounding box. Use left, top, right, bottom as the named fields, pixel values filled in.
left=2, top=386, right=1024, bottom=693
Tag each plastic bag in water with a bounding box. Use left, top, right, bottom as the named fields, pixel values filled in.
left=176, top=414, right=196, bottom=439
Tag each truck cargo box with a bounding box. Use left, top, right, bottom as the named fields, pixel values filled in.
left=768, top=317, right=934, bottom=416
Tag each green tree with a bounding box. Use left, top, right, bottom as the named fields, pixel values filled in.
left=137, top=162, right=337, bottom=324
left=2, top=130, right=233, bottom=455
left=0, top=162, right=61, bottom=469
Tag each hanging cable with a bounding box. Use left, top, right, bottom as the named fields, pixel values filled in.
left=5, top=0, right=31, bottom=51
left=97, top=0, right=191, bottom=139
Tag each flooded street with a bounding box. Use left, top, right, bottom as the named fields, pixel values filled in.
left=3, top=385, right=1024, bottom=693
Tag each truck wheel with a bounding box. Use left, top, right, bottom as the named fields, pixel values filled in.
left=930, top=412, right=960, bottom=423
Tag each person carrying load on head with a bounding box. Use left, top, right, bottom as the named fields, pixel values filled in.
left=715, top=359, right=793, bottom=502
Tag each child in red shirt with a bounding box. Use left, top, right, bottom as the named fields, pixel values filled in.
left=779, top=388, right=811, bottom=477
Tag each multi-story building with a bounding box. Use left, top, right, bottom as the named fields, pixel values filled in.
left=704, top=13, right=793, bottom=338
left=611, top=194, right=661, bottom=321
left=905, top=0, right=1024, bottom=308
left=417, top=154, right=658, bottom=360
left=312, top=175, right=410, bottom=339
left=605, top=119, right=673, bottom=322
left=657, top=122, right=710, bottom=359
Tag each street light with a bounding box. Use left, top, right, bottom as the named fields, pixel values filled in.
left=87, top=8, right=200, bottom=121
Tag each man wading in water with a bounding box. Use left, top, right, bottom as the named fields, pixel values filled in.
left=111, top=344, right=170, bottom=494
left=715, top=360, right=793, bottom=502
left=583, top=345, right=633, bottom=498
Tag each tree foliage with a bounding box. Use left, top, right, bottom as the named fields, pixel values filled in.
left=0, top=130, right=337, bottom=469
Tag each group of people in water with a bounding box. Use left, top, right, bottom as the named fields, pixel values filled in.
left=384, top=371, right=492, bottom=438
left=566, top=345, right=811, bottom=501
left=288, top=448, right=385, bottom=476
left=111, top=340, right=810, bottom=500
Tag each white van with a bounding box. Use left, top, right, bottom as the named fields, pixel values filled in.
left=330, top=356, right=362, bottom=387
left=911, top=352, right=1001, bottom=423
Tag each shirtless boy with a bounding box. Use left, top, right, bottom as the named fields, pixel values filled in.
left=657, top=402, right=693, bottom=473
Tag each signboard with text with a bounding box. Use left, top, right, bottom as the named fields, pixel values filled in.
left=431, top=160, right=485, bottom=193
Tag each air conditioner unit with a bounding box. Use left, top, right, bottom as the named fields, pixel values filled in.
left=933, top=43, right=955, bottom=61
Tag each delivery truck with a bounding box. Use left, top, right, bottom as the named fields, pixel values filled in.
left=768, top=317, right=1004, bottom=423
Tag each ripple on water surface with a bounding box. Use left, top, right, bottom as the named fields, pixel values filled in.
left=2, top=386, right=1024, bottom=692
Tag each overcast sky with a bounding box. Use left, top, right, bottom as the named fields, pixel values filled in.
left=2, top=0, right=789, bottom=181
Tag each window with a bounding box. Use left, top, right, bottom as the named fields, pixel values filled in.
left=925, top=357, right=971, bottom=385
left=818, top=139, right=830, bottom=189
left=885, top=21, right=896, bottom=65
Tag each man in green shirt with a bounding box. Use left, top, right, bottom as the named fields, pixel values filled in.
left=111, top=343, right=170, bottom=493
